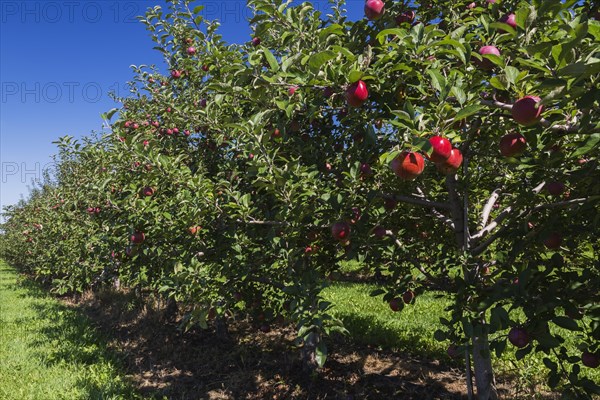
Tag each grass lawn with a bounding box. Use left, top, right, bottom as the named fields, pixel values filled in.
left=0, top=261, right=141, bottom=400
left=322, top=280, right=600, bottom=393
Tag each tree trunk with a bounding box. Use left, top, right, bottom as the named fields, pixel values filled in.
left=215, top=315, right=229, bottom=339
left=472, top=329, right=499, bottom=400
left=301, top=331, right=320, bottom=373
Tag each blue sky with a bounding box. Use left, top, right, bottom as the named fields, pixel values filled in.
left=0, top=0, right=364, bottom=212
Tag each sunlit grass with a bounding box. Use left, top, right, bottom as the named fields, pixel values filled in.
left=0, top=261, right=142, bottom=400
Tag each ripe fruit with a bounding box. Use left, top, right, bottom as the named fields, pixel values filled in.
left=436, top=148, right=463, bottom=175
left=360, top=163, right=373, bottom=177
left=499, top=133, right=527, bottom=157
left=546, top=181, right=565, bottom=196
left=345, top=80, right=369, bottom=107
left=131, top=232, right=145, bottom=244
left=202, top=64, right=209, bottom=72
left=171, top=69, right=182, bottom=79
left=582, top=351, right=599, bottom=368
left=508, top=327, right=530, bottom=348
left=331, top=221, right=351, bottom=241
left=272, top=128, right=281, bottom=139
left=186, top=46, right=196, bottom=55
left=543, top=232, right=562, bottom=249
left=251, top=37, right=261, bottom=46
left=426, top=136, right=452, bottom=163
left=477, top=46, right=500, bottom=70
left=499, top=13, right=517, bottom=30
left=364, top=0, right=385, bottom=20
left=288, top=85, right=298, bottom=96
left=389, top=298, right=402, bottom=312
left=396, top=11, right=415, bottom=25
left=142, top=186, right=155, bottom=197
left=372, top=226, right=387, bottom=238
left=402, top=290, right=415, bottom=304
left=384, top=198, right=397, bottom=211
left=188, top=226, right=201, bottom=236
left=390, top=151, right=425, bottom=180
left=512, top=96, right=544, bottom=126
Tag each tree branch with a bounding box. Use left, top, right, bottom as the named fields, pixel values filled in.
left=481, top=188, right=502, bottom=228
left=479, top=99, right=591, bottom=133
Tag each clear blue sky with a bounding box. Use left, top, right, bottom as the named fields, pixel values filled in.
left=0, top=0, right=364, bottom=211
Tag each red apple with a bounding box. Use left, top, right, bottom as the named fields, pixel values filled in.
left=288, top=85, right=298, bottom=96
left=508, top=327, right=530, bottom=348
left=426, top=136, right=452, bottom=163
left=582, top=351, right=599, bottom=368
left=142, top=186, right=155, bottom=197
left=543, top=232, right=562, bottom=249
left=251, top=37, right=261, bottom=46
left=390, top=151, right=425, bottom=180
left=546, top=181, right=565, bottom=196
left=372, top=226, right=387, bottom=238
left=499, top=133, right=527, bottom=157
left=345, top=80, right=369, bottom=107
left=384, top=198, right=397, bottom=211
left=402, top=290, right=415, bottom=304
left=499, top=13, right=517, bottom=30
left=171, top=70, right=182, bottom=79
left=512, top=96, right=544, bottom=126
left=436, top=148, right=463, bottom=175
left=331, top=221, right=351, bottom=241
left=396, top=11, right=415, bottom=25
left=202, top=64, right=209, bottom=72
left=131, top=232, right=145, bottom=244
left=272, top=128, right=281, bottom=139
left=186, top=46, right=196, bottom=55
left=389, top=298, right=402, bottom=312
left=360, top=163, right=373, bottom=177
left=364, top=0, right=385, bottom=20
left=477, top=46, right=500, bottom=70
left=188, top=226, right=201, bottom=236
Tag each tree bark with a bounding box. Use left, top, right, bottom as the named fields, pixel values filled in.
left=472, top=328, right=499, bottom=400
left=301, top=331, right=320, bottom=373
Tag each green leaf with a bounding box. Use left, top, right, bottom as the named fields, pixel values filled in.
left=262, top=49, right=279, bottom=72
left=308, top=51, right=336, bottom=71
left=504, top=66, right=520, bottom=86
left=455, top=104, right=483, bottom=121
left=192, top=5, right=204, bottom=14
left=489, top=22, right=516, bottom=35
left=489, top=76, right=507, bottom=90
left=434, top=329, right=446, bottom=341
left=572, top=134, right=600, bottom=157
left=315, top=341, right=328, bottom=367
left=558, top=62, right=587, bottom=77
left=427, top=68, right=446, bottom=93
left=348, top=70, right=363, bottom=83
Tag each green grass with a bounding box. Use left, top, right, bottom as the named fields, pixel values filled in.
left=322, top=281, right=600, bottom=392
left=0, top=261, right=142, bottom=400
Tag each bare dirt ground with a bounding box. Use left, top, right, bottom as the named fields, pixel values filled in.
left=61, top=289, right=557, bottom=400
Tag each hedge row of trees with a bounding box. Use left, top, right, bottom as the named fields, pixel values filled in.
left=2, top=1, right=599, bottom=398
